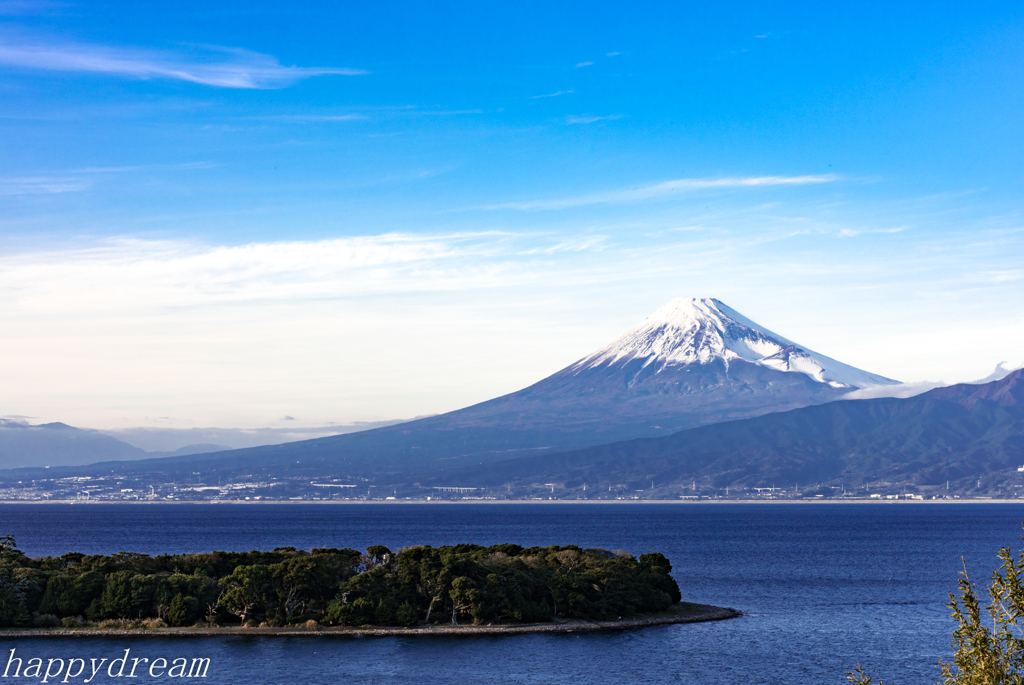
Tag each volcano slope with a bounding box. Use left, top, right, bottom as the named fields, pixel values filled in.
left=422, top=369, right=1024, bottom=492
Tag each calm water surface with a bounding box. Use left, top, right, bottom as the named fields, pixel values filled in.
left=0, top=502, right=1019, bottom=685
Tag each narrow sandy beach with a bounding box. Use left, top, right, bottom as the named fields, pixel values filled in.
left=0, top=603, right=739, bottom=638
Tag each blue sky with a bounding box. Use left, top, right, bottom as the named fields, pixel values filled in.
left=1, top=1, right=1022, bottom=431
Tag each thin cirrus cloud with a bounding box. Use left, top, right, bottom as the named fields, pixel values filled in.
left=531, top=89, right=573, bottom=99
left=0, top=162, right=214, bottom=195
left=484, top=175, right=838, bottom=211
left=566, top=114, right=622, bottom=124
left=253, top=113, right=366, bottom=122
left=72, top=161, right=217, bottom=173
left=838, top=226, right=908, bottom=238
left=0, top=176, right=85, bottom=195
left=0, top=39, right=365, bottom=88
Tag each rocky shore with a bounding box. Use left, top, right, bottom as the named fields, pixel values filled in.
left=0, top=603, right=739, bottom=638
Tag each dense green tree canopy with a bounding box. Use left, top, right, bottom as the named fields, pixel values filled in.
left=0, top=538, right=681, bottom=628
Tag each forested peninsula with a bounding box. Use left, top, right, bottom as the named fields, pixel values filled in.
left=0, top=537, right=734, bottom=634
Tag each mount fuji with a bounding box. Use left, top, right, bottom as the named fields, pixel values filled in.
left=574, top=297, right=894, bottom=389
left=27, top=297, right=900, bottom=481
left=423, top=296, right=899, bottom=443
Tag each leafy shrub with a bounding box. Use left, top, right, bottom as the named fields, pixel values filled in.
left=395, top=603, right=418, bottom=626
left=0, top=571, right=32, bottom=627
left=167, top=594, right=198, bottom=626
left=38, top=571, right=105, bottom=617
left=31, top=612, right=60, bottom=628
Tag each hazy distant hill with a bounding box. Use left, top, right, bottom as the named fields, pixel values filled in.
left=0, top=420, right=228, bottom=470
left=98, top=421, right=410, bottom=452
left=427, top=369, right=1024, bottom=491
left=0, top=421, right=146, bottom=469
left=42, top=297, right=898, bottom=480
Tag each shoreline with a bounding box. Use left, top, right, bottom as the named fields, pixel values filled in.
left=0, top=499, right=1019, bottom=505
left=0, top=604, right=739, bottom=638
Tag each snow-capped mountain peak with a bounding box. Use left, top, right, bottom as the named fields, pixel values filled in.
left=572, top=297, right=897, bottom=389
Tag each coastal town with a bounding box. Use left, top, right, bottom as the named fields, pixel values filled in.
left=0, top=473, right=1002, bottom=502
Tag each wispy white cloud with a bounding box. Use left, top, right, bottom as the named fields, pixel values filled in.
left=0, top=233, right=532, bottom=312
left=0, top=39, right=365, bottom=88
left=520, top=235, right=609, bottom=255
left=838, top=226, right=907, bottom=237
left=842, top=380, right=947, bottom=400
left=0, top=176, right=86, bottom=195
left=575, top=61, right=594, bottom=68
left=985, top=269, right=1024, bottom=283
left=531, top=89, right=573, bottom=99
left=971, top=361, right=1024, bottom=383
left=72, top=161, right=217, bottom=174
left=566, top=114, right=622, bottom=124
left=247, top=108, right=480, bottom=123
left=842, top=361, right=1024, bottom=400
left=606, top=52, right=620, bottom=57
left=413, top=109, right=483, bottom=116
left=484, top=174, right=839, bottom=210
left=254, top=113, right=365, bottom=122
left=0, top=162, right=214, bottom=195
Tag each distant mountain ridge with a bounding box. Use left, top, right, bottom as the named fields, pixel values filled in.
left=0, top=420, right=229, bottom=470
left=12, top=297, right=900, bottom=480
left=429, top=369, right=1024, bottom=492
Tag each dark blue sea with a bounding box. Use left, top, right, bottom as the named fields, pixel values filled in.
left=0, top=502, right=1019, bottom=684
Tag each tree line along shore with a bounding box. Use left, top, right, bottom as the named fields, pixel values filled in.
left=0, top=536, right=683, bottom=630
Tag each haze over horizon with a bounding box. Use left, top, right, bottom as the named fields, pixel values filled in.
left=2, top=2, right=1022, bottom=431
